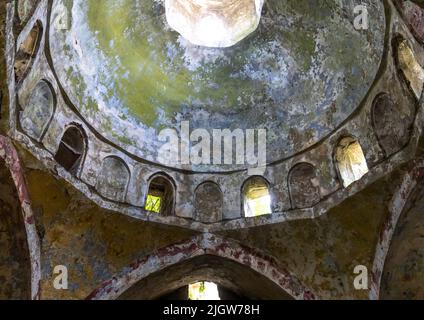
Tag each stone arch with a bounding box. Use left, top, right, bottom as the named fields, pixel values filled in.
left=96, top=156, right=130, bottom=202
left=194, top=182, right=223, bottom=223
left=145, top=173, right=175, bottom=216
left=393, top=35, right=424, bottom=100
left=288, top=163, right=321, bottom=209
left=86, top=235, right=316, bottom=300
left=371, top=93, right=415, bottom=157
left=242, top=176, right=272, bottom=217
left=14, top=21, right=42, bottom=84
left=379, top=167, right=424, bottom=299
left=19, top=80, right=55, bottom=141
left=0, top=159, right=31, bottom=299
left=54, top=124, right=87, bottom=175
left=335, top=136, right=369, bottom=188
left=0, top=136, right=41, bottom=300
left=369, top=162, right=424, bottom=299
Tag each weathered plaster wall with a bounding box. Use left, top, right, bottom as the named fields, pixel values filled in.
left=48, top=0, right=385, bottom=172
left=0, top=0, right=423, bottom=301
left=16, top=147, right=196, bottom=300
left=218, top=169, right=411, bottom=299
left=397, top=1, right=424, bottom=44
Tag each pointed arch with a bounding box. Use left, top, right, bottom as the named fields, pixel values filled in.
left=0, top=135, right=41, bottom=300
left=86, top=234, right=316, bottom=301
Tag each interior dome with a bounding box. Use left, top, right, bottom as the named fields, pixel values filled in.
left=50, top=0, right=385, bottom=172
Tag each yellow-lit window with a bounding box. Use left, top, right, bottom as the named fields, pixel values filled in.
left=188, top=282, right=220, bottom=300
left=243, top=177, right=272, bottom=217
left=246, top=194, right=272, bottom=217
left=145, top=176, right=175, bottom=216
left=336, top=137, right=369, bottom=188
left=397, top=40, right=424, bottom=99
left=145, top=195, right=162, bottom=213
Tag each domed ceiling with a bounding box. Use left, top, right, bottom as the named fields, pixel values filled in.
left=49, top=0, right=385, bottom=172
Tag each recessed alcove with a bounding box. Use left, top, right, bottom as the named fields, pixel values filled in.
left=20, top=80, right=55, bottom=141
left=145, top=175, right=175, bottom=216
left=242, top=176, right=272, bottom=217
left=14, top=21, right=42, bottom=83
left=335, top=137, right=369, bottom=188
left=54, top=125, right=87, bottom=175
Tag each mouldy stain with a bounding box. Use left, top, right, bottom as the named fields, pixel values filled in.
left=48, top=0, right=386, bottom=168
left=21, top=165, right=195, bottom=299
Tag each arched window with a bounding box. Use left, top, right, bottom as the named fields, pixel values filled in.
left=335, top=137, right=369, bottom=188
left=242, top=176, right=272, bottom=217
left=54, top=125, right=86, bottom=175
left=194, top=182, right=223, bottom=223
left=96, top=157, right=130, bottom=202
left=372, top=93, right=414, bottom=156
left=396, top=38, right=424, bottom=100
left=20, top=80, right=55, bottom=141
left=14, top=22, right=42, bottom=83
left=189, top=282, right=220, bottom=300
left=289, top=163, right=321, bottom=209
left=145, top=175, right=175, bottom=216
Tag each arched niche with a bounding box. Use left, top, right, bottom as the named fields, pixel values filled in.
left=20, top=80, right=55, bottom=141
left=242, top=176, right=272, bottom=217
left=194, top=182, right=223, bottom=223
left=14, top=21, right=42, bottom=83
left=394, top=37, right=424, bottom=100
left=335, top=137, right=369, bottom=188
left=54, top=124, right=87, bottom=175
left=289, top=163, right=321, bottom=209
left=372, top=93, right=415, bottom=157
left=145, top=174, right=175, bottom=216
left=96, top=156, right=130, bottom=202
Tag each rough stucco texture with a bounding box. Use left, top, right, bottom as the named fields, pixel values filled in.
left=218, top=172, right=408, bottom=299
left=381, top=182, right=424, bottom=299
left=19, top=149, right=196, bottom=299
left=0, top=159, right=31, bottom=300
left=49, top=0, right=385, bottom=171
